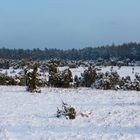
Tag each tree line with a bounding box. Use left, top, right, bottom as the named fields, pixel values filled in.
left=0, top=42, right=140, bottom=60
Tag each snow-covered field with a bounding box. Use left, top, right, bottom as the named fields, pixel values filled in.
left=99, top=66, right=140, bottom=80
left=1, top=66, right=140, bottom=80
left=0, top=86, right=140, bottom=140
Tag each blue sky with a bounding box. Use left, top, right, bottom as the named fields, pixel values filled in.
left=0, top=0, right=140, bottom=49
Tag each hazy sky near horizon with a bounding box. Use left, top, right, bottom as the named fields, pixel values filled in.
left=0, top=0, right=140, bottom=49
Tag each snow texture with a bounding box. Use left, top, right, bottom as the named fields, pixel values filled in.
left=99, top=66, right=140, bottom=80
left=0, top=86, right=139, bottom=140
left=1, top=66, right=139, bottom=81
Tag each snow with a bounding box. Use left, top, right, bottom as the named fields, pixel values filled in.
left=69, top=67, right=86, bottom=78
left=58, top=66, right=86, bottom=78
left=0, top=86, right=140, bottom=140
left=0, top=67, right=23, bottom=77
left=1, top=66, right=140, bottom=81
left=99, top=66, right=140, bottom=80
left=60, top=66, right=140, bottom=80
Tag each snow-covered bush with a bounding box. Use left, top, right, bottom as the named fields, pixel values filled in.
left=57, top=101, right=76, bottom=119
left=120, top=76, right=140, bottom=91
left=74, top=75, right=80, bottom=88
left=61, top=69, right=73, bottom=88
left=48, top=61, right=73, bottom=88
left=48, top=61, right=60, bottom=87
left=25, top=65, right=41, bottom=92
left=0, top=74, right=17, bottom=85
left=93, top=71, right=120, bottom=90
left=81, top=66, right=97, bottom=87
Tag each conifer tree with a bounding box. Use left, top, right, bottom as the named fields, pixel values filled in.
left=26, top=64, right=39, bottom=92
